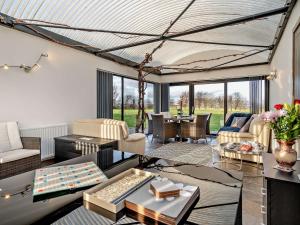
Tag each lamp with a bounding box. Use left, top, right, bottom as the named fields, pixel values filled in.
left=1, top=53, right=48, bottom=73
left=267, top=71, right=277, bottom=80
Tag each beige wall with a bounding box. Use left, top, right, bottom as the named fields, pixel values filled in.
left=0, top=26, right=159, bottom=128
left=270, top=0, right=300, bottom=106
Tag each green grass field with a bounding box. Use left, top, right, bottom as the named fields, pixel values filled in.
left=113, top=107, right=225, bottom=132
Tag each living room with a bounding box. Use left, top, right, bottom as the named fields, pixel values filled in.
left=0, top=1, right=300, bottom=225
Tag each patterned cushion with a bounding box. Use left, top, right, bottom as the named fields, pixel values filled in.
left=230, top=117, right=248, bottom=128
left=0, top=123, right=11, bottom=152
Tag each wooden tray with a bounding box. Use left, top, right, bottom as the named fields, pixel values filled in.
left=83, top=168, right=155, bottom=213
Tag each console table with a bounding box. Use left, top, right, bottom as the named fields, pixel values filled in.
left=262, top=153, right=300, bottom=225
left=55, top=135, right=118, bottom=162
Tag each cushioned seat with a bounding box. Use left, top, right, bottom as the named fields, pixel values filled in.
left=126, top=133, right=145, bottom=142
left=0, top=149, right=40, bottom=163
left=218, top=131, right=255, bottom=139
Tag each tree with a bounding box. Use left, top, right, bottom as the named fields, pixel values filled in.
left=113, top=85, right=120, bottom=108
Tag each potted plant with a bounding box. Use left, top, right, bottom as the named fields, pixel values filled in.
left=261, top=100, right=300, bottom=170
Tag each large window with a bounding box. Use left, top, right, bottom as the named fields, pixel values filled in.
left=145, top=83, right=154, bottom=112
left=227, top=81, right=250, bottom=113
left=123, top=79, right=139, bottom=128
left=113, top=76, right=122, bottom=120
left=169, top=85, right=189, bottom=115
left=113, top=75, right=154, bottom=129
left=194, top=83, right=224, bottom=131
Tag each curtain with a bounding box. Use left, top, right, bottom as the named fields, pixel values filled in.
left=161, top=83, right=170, bottom=112
left=154, top=83, right=161, bottom=113
left=250, top=76, right=269, bottom=114
left=97, top=70, right=113, bottom=118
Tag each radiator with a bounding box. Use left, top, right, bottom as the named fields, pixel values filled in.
left=20, top=123, right=68, bottom=160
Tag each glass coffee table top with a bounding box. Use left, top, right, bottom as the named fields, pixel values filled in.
left=0, top=149, right=243, bottom=225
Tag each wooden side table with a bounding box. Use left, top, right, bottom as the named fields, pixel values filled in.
left=262, top=153, right=300, bottom=225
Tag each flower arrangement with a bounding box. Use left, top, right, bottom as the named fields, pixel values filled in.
left=261, top=100, right=300, bottom=142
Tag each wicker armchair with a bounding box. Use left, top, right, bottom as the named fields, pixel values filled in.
left=152, top=114, right=178, bottom=143
left=181, top=114, right=209, bottom=142
left=0, top=137, right=41, bottom=179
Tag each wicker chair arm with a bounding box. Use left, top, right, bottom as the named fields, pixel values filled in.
left=164, top=122, right=178, bottom=129
left=21, top=137, right=41, bottom=150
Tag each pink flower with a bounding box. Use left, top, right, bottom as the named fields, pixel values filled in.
left=261, top=111, right=279, bottom=122
left=277, top=109, right=287, bottom=117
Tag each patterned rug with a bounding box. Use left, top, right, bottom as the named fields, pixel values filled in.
left=146, top=142, right=214, bottom=166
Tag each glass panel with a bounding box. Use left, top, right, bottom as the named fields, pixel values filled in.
left=123, top=78, right=139, bottom=128
left=145, top=83, right=154, bottom=112
left=194, top=83, right=224, bottom=132
left=169, top=85, right=189, bottom=116
left=113, top=76, right=122, bottom=120
left=227, top=81, right=250, bottom=113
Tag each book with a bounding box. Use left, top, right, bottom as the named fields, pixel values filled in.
left=33, top=161, right=107, bottom=201
left=125, top=178, right=200, bottom=225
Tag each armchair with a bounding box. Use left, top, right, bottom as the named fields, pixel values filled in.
left=181, top=114, right=209, bottom=142
left=0, top=122, right=41, bottom=179
left=152, top=114, right=178, bottom=143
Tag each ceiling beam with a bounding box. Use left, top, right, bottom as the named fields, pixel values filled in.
left=12, top=20, right=273, bottom=49
left=168, top=39, right=273, bottom=48
left=161, top=62, right=269, bottom=75
left=96, top=6, right=289, bottom=53
left=12, top=21, right=159, bottom=37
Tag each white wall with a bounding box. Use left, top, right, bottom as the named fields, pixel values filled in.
left=0, top=26, right=159, bottom=128
left=270, top=0, right=300, bottom=106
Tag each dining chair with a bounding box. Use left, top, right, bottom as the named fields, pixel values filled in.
left=181, top=114, right=209, bottom=142
left=152, top=114, right=178, bottom=143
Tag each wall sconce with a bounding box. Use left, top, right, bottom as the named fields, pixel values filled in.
left=267, top=71, right=277, bottom=80
left=0, top=53, right=48, bottom=73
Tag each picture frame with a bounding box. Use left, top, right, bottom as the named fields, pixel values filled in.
left=293, top=20, right=300, bottom=100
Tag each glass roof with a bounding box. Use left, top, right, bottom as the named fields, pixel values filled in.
left=0, top=0, right=289, bottom=73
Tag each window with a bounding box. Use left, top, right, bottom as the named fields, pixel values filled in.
left=169, top=85, right=189, bottom=115
left=113, top=76, right=122, bottom=120
left=145, top=83, right=154, bottom=112
left=123, top=78, right=139, bottom=128
left=227, top=81, right=250, bottom=113
left=112, top=75, right=155, bottom=129
left=194, top=83, right=224, bottom=131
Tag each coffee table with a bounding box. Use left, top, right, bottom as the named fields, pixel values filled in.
left=0, top=149, right=243, bottom=225
left=214, top=142, right=263, bottom=170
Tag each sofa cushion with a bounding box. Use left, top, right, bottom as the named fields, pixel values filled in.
left=231, top=116, right=248, bottom=128
left=126, top=133, right=145, bottom=142
left=0, top=123, right=11, bottom=152
left=218, top=131, right=255, bottom=139
left=239, top=114, right=258, bottom=133
left=0, top=149, right=40, bottom=163
left=218, top=126, right=241, bottom=133
left=249, top=117, right=266, bottom=136
left=7, top=121, right=23, bottom=150
left=224, top=113, right=252, bottom=127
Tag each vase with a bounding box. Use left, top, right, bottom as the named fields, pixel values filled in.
left=274, top=140, right=297, bottom=169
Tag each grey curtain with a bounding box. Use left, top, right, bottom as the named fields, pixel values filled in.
left=97, top=70, right=113, bottom=118
left=250, top=77, right=268, bottom=114
left=161, top=83, right=170, bottom=112
left=154, top=83, right=161, bottom=113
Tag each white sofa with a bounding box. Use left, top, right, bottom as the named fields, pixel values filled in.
left=72, top=119, right=146, bottom=155
left=0, top=122, right=41, bottom=178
